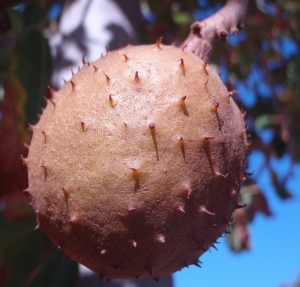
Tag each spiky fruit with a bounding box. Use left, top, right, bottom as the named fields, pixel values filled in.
left=25, top=43, right=248, bottom=280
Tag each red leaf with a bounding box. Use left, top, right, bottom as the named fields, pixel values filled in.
left=0, top=77, right=34, bottom=220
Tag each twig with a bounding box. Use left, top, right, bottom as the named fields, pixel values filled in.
left=181, top=0, right=248, bottom=60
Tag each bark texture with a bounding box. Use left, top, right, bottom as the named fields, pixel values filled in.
left=181, top=0, right=248, bottom=60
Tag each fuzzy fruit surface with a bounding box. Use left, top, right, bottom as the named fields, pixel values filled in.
left=26, top=44, right=248, bottom=279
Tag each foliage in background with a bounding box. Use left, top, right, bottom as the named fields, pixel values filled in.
left=0, top=0, right=299, bottom=285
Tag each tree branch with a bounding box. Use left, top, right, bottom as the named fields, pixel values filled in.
left=181, top=0, right=248, bottom=60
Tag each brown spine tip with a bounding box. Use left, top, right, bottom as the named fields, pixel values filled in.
left=182, top=44, right=187, bottom=52
left=179, top=59, right=185, bottom=75
left=202, top=56, right=209, bottom=75
left=93, top=65, right=98, bottom=72
left=149, top=123, right=159, bottom=160
left=71, top=69, right=75, bottom=76
left=179, top=96, right=189, bottom=116
left=203, top=135, right=214, bottom=140
left=34, top=222, right=40, bottom=230
left=149, top=122, right=155, bottom=129
left=229, top=89, right=238, bottom=98
left=204, top=79, right=209, bottom=91
left=128, top=206, right=137, bottom=212
left=41, top=131, right=47, bottom=143
left=20, top=155, right=28, bottom=165
left=127, top=38, right=133, bottom=45
left=41, top=165, right=48, bottom=181
left=192, top=259, right=202, bottom=268
left=211, top=244, right=218, bottom=251
left=178, top=206, right=185, bottom=213
left=104, top=74, right=111, bottom=85
left=82, top=55, right=86, bottom=65
left=199, top=205, right=215, bottom=215
left=50, top=100, right=56, bottom=108
left=241, top=128, right=247, bottom=135
left=231, top=189, right=238, bottom=196
left=62, top=78, right=67, bottom=84
left=131, top=168, right=140, bottom=192
left=68, top=215, right=80, bottom=226
left=48, top=86, right=56, bottom=99
left=23, top=188, right=30, bottom=195
left=130, top=168, right=139, bottom=176
left=124, top=54, right=129, bottom=62
left=220, top=140, right=230, bottom=145
left=62, top=187, right=69, bottom=212
left=182, top=183, right=192, bottom=199
left=245, top=170, right=254, bottom=178
left=155, top=36, right=163, bottom=50
left=28, top=123, right=34, bottom=132
left=70, top=80, right=76, bottom=91
left=214, top=171, right=228, bottom=178
left=62, top=187, right=68, bottom=197
left=179, top=136, right=186, bottom=160
left=134, top=71, right=140, bottom=83
left=81, top=121, right=86, bottom=132
left=105, top=46, right=110, bottom=54
left=185, top=188, right=192, bottom=199
left=179, top=96, right=186, bottom=107
left=155, top=234, right=165, bottom=243
left=228, top=218, right=236, bottom=225
left=109, top=94, right=115, bottom=108
left=211, top=100, right=219, bottom=113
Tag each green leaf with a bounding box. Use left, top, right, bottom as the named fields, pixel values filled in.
left=14, top=28, right=52, bottom=126
left=22, top=4, right=48, bottom=32
left=173, top=12, right=193, bottom=24
left=7, top=8, right=23, bottom=35
left=254, top=115, right=272, bottom=129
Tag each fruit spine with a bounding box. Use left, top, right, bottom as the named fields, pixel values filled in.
left=24, top=43, right=249, bottom=280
